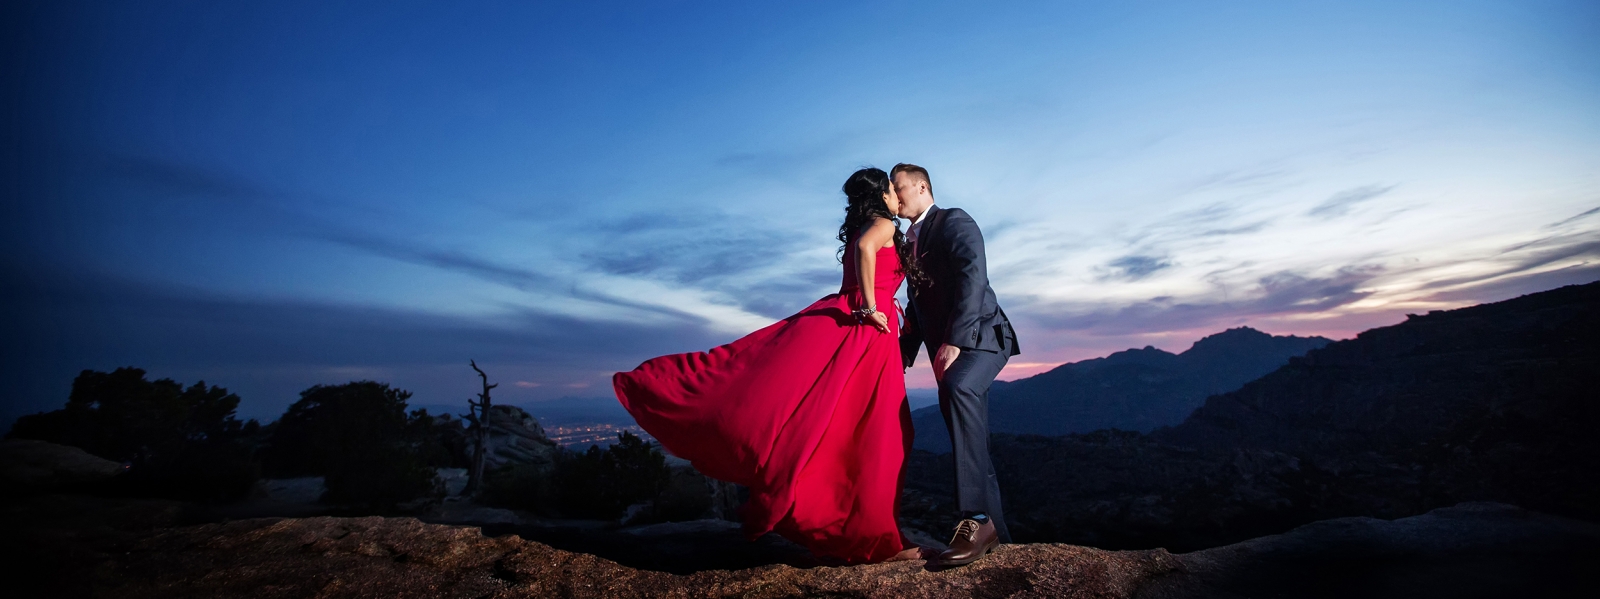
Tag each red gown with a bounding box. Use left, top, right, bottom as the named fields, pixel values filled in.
left=613, top=243, right=912, bottom=563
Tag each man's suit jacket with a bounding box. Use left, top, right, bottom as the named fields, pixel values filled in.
left=901, top=205, right=1020, bottom=369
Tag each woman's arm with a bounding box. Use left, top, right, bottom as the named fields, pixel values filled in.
left=854, top=218, right=895, bottom=334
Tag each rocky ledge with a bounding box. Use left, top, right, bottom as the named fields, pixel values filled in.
left=5, top=496, right=1595, bottom=599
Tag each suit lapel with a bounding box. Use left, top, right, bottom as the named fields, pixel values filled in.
left=917, top=205, right=947, bottom=260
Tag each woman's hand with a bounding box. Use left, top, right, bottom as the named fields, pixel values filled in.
left=867, top=310, right=890, bottom=334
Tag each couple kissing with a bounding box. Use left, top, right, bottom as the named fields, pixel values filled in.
left=614, top=163, right=1019, bottom=566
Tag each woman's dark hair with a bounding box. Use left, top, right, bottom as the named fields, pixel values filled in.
left=837, top=167, right=926, bottom=286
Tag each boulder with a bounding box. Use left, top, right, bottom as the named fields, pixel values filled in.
left=0, top=439, right=124, bottom=496
left=435, top=467, right=469, bottom=497
left=472, top=405, right=560, bottom=473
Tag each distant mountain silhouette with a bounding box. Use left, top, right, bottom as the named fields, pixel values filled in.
left=901, top=280, right=1600, bottom=551
left=1153, top=279, right=1600, bottom=518
left=911, top=327, right=1331, bottom=452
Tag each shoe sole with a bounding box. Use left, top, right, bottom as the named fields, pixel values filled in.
left=934, top=538, right=999, bottom=568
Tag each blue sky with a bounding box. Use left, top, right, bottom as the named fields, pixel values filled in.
left=4, top=0, right=1598, bottom=424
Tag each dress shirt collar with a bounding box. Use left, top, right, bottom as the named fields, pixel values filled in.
left=909, top=204, right=936, bottom=232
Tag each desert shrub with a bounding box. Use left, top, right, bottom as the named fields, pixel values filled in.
left=554, top=431, right=670, bottom=519
left=261, top=381, right=436, bottom=507
left=480, top=461, right=555, bottom=512
left=323, top=449, right=436, bottom=507
left=408, top=409, right=470, bottom=469
left=644, top=466, right=715, bottom=523
left=6, top=367, right=260, bottom=502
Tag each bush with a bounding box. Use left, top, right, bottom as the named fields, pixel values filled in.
left=6, top=367, right=260, bottom=502
left=554, top=431, right=670, bottom=519
left=480, top=461, right=555, bottom=512
left=408, top=409, right=470, bottom=469
left=261, top=381, right=436, bottom=507
left=648, top=466, right=716, bottom=523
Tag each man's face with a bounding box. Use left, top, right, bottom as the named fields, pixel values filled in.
left=892, top=172, right=929, bottom=218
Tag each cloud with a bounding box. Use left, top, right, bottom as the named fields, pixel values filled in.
left=1416, top=232, right=1600, bottom=293
left=1420, top=262, right=1600, bottom=304
left=1185, top=166, right=1290, bottom=194
left=1146, top=202, right=1237, bottom=230
left=1120, top=202, right=1276, bottom=250
left=98, top=152, right=730, bottom=328
left=1307, top=184, right=1396, bottom=219
left=1543, top=205, right=1600, bottom=230
left=1103, top=255, right=1173, bottom=280
left=583, top=210, right=810, bottom=284
left=1033, top=265, right=1382, bottom=336
left=1019, top=221, right=1600, bottom=345
left=1199, top=220, right=1271, bottom=237
left=104, top=154, right=565, bottom=294
left=0, top=262, right=736, bottom=421
left=102, top=152, right=273, bottom=203
left=577, top=209, right=840, bottom=318
left=322, top=230, right=563, bottom=291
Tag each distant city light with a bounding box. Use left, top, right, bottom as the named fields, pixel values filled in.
left=544, top=422, right=656, bottom=450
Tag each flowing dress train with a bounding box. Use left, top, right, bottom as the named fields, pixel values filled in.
left=612, top=244, right=911, bottom=563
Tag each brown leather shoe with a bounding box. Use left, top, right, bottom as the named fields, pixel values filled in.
left=934, top=517, right=999, bottom=567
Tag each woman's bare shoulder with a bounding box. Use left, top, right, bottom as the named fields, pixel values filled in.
left=857, top=217, right=897, bottom=248
left=859, top=217, right=896, bottom=234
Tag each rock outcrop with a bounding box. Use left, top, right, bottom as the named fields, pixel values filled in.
left=6, top=495, right=1594, bottom=599
left=9, top=503, right=1184, bottom=598
left=0, top=439, right=124, bottom=496
left=473, top=405, right=561, bottom=473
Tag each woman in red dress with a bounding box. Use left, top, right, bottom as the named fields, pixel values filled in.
left=613, top=167, right=923, bottom=564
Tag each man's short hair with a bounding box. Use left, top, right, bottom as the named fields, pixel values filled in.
left=891, top=163, right=933, bottom=197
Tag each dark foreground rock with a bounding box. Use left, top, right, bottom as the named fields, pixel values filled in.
left=5, top=494, right=1595, bottom=598
left=1145, top=502, right=1599, bottom=599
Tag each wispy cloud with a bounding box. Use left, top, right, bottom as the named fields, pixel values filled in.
left=1416, top=232, right=1600, bottom=294
left=582, top=220, right=803, bottom=285
left=1198, top=220, right=1271, bottom=237
left=1035, top=265, right=1382, bottom=336
left=1307, top=184, right=1397, bottom=218
left=1, top=262, right=728, bottom=420
left=578, top=208, right=841, bottom=318
left=1544, top=205, right=1600, bottom=230
left=1184, top=166, right=1291, bottom=194
left=1103, top=255, right=1173, bottom=281
left=104, top=152, right=272, bottom=203
left=101, top=152, right=781, bottom=330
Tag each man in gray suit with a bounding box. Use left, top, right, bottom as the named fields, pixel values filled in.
left=892, top=163, right=1021, bottom=567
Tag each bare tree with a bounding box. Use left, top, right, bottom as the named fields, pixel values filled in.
left=462, top=359, right=498, bottom=498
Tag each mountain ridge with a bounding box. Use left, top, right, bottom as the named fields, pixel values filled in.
left=901, top=279, right=1600, bottom=551
left=912, top=326, right=1331, bottom=451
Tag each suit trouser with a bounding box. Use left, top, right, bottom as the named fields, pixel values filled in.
left=937, top=346, right=1011, bottom=543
